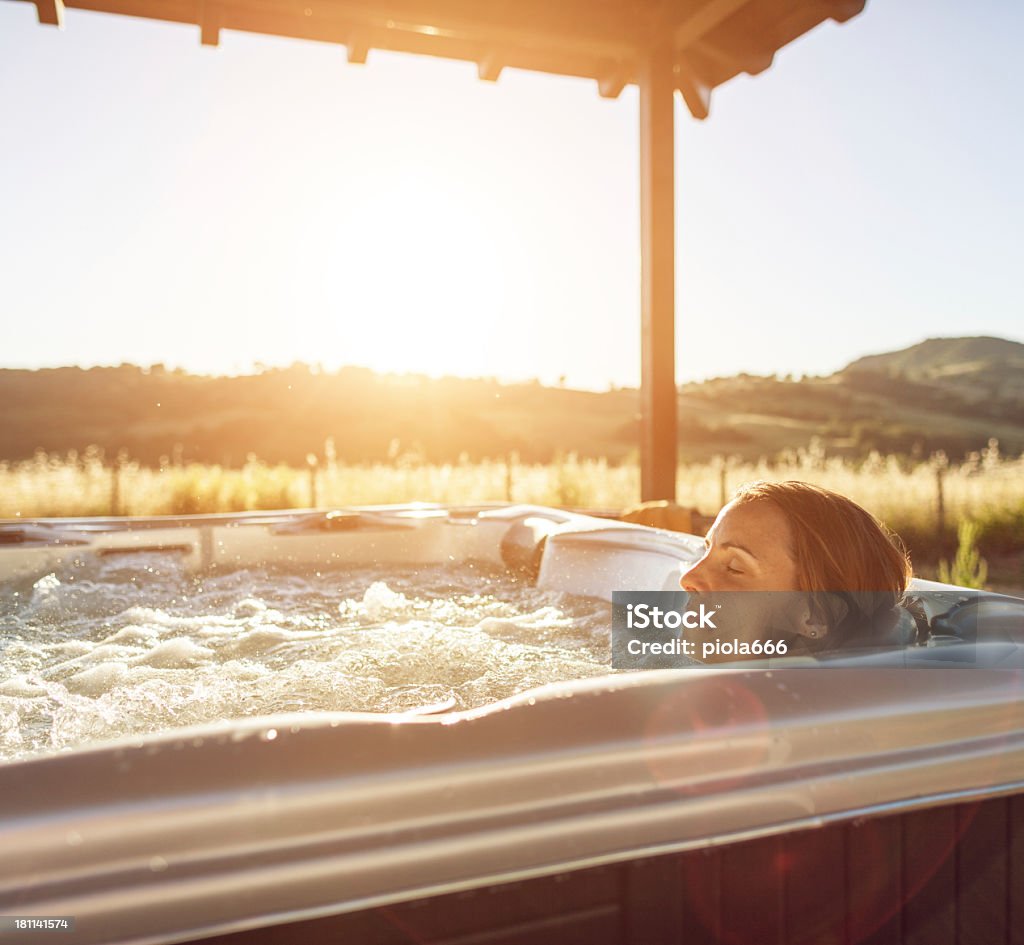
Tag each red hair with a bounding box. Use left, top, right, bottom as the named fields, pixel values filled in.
left=731, top=480, right=910, bottom=595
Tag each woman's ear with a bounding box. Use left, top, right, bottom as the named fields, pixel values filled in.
left=793, top=593, right=849, bottom=641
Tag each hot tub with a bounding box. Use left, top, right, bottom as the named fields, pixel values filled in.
left=1, top=504, right=1023, bottom=945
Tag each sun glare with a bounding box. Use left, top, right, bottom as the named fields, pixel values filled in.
left=317, top=171, right=508, bottom=378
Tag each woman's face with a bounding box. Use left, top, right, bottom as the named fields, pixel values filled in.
left=681, top=499, right=801, bottom=593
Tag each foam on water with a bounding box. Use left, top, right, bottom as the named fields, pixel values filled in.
left=0, top=554, right=611, bottom=762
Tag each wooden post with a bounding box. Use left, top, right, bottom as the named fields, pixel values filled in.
left=110, top=462, right=120, bottom=516
left=718, top=459, right=728, bottom=510
left=639, top=44, right=677, bottom=502
left=110, top=451, right=129, bottom=515
left=307, top=454, right=319, bottom=508
left=505, top=452, right=514, bottom=503
left=931, top=450, right=949, bottom=546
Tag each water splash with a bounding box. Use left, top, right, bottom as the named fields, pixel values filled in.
left=0, top=555, right=610, bottom=762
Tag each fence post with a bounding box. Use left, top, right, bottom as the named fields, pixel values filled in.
left=110, top=462, right=120, bottom=516
left=307, top=454, right=319, bottom=508
left=505, top=452, right=514, bottom=503
left=718, top=459, right=728, bottom=510
left=933, top=452, right=948, bottom=543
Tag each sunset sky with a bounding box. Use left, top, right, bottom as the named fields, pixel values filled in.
left=1, top=0, right=1021, bottom=389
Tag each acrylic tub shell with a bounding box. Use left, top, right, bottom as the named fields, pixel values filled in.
left=1, top=504, right=1022, bottom=945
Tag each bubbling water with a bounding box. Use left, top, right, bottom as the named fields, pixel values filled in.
left=0, top=554, right=612, bottom=763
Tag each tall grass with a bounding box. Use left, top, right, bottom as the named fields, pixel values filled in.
left=683, top=441, right=1024, bottom=558
left=2, top=442, right=1022, bottom=560
left=938, top=520, right=989, bottom=589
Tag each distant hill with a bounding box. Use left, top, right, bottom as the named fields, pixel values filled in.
left=844, top=336, right=1024, bottom=379
left=842, top=336, right=1024, bottom=407
left=679, top=336, right=1024, bottom=461
left=1, top=336, right=1022, bottom=466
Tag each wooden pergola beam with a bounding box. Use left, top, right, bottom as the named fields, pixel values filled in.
left=639, top=44, right=677, bottom=502
left=33, top=0, right=65, bottom=26
left=476, top=52, right=502, bottom=82
left=346, top=31, right=369, bottom=63
left=673, top=0, right=750, bottom=49
left=199, top=0, right=219, bottom=45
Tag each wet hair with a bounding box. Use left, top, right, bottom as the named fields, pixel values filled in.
left=731, top=480, right=912, bottom=646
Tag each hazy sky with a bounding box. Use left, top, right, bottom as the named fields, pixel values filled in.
left=1, top=0, right=1021, bottom=388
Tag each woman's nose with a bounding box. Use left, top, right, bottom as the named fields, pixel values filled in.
left=680, top=559, right=708, bottom=593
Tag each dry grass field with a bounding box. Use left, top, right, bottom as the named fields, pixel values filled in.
left=3, top=442, right=1022, bottom=577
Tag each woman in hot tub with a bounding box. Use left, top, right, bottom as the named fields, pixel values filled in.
left=679, top=480, right=912, bottom=658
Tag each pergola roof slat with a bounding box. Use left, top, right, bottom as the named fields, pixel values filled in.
left=33, top=0, right=64, bottom=24
left=24, top=0, right=865, bottom=116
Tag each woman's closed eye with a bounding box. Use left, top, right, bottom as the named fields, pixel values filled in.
left=726, top=563, right=744, bottom=575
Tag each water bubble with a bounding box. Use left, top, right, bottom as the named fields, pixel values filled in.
left=1, top=563, right=607, bottom=761
left=33, top=573, right=61, bottom=593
